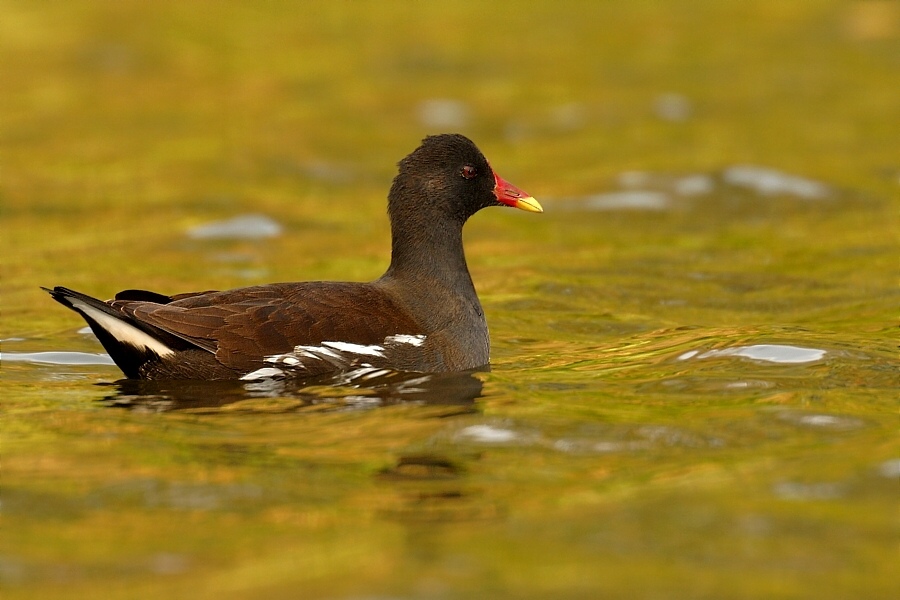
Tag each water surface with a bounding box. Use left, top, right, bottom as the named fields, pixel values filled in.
left=2, top=2, right=898, bottom=599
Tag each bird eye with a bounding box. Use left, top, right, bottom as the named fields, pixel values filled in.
left=461, top=165, right=477, bottom=180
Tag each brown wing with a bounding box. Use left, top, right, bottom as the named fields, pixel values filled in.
left=116, top=282, right=423, bottom=371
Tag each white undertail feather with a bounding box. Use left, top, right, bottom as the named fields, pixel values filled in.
left=70, top=300, right=176, bottom=358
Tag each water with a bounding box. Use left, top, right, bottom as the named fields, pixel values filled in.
left=4, top=172, right=896, bottom=598
left=3, top=2, right=898, bottom=599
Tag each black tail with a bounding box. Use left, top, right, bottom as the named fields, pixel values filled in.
left=45, top=286, right=127, bottom=323
left=44, top=286, right=179, bottom=378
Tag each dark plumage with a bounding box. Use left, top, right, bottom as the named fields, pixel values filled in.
left=46, top=134, right=542, bottom=380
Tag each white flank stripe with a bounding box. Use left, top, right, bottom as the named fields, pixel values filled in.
left=322, top=341, right=385, bottom=357
left=266, top=339, right=394, bottom=368
left=264, top=354, right=303, bottom=366
left=72, top=301, right=175, bottom=357
left=240, top=367, right=285, bottom=380
left=360, top=368, right=392, bottom=380
left=385, top=334, right=426, bottom=347
left=333, top=366, right=396, bottom=385
left=303, top=345, right=342, bottom=359
left=334, top=366, right=379, bottom=383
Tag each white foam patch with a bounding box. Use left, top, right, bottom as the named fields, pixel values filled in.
left=772, top=481, right=842, bottom=501
left=722, top=165, right=830, bottom=199
left=240, top=367, right=285, bottom=381
left=678, top=344, right=826, bottom=364
left=188, top=214, right=282, bottom=240
left=877, top=459, right=900, bottom=479
left=1, top=351, right=116, bottom=366
left=71, top=300, right=175, bottom=357
left=459, top=425, right=518, bottom=443
left=584, top=191, right=670, bottom=211
left=385, top=334, right=426, bottom=347
left=322, top=341, right=385, bottom=357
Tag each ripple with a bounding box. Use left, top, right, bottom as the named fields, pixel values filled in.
left=549, top=102, right=587, bottom=131
left=653, top=92, right=692, bottom=122
left=553, top=438, right=650, bottom=454
left=560, top=191, right=672, bottom=212
left=797, top=415, right=846, bottom=427
left=550, top=162, right=837, bottom=215
left=417, top=98, right=470, bottom=129
left=777, top=411, right=865, bottom=431
left=298, top=159, right=355, bottom=183
left=88, top=479, right=264, bottom=511
left=1, top=351, right=116, bottom=366
left=673, top=174, right=715, bottom=196
left=141, top=553, right=191, bottom=575
left=187, top=214, right=282, bottom=240
left=678, top=344, right=827, bottom=364
left=656, top=378, right=774, bottom=393
left=722, top=165, right=830, bottom=199
left=724, top=380, right=774, bottom=389
left=554, top=425, right=723, bottom=455
left=457, top=424, right=520, bottom=444
left=876, top=459, right=900, bottom=479
left=773, top=481, right=843, bottom=501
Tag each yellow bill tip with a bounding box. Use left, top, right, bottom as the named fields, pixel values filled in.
left=513, top=196, right=543, bottom=213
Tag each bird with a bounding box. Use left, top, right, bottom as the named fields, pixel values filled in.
left=45, top=133, right=542, bottom=381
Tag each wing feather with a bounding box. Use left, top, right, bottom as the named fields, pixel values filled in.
left=116, top=282, right=422, bottom=371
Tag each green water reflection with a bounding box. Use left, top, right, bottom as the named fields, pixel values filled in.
left=2, top=1, right=898, bottom=599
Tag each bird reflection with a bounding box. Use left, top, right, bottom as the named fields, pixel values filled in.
left=99, top=368, right=485, bottom=413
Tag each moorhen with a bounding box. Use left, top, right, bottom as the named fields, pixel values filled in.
left=45, top=134, right=542, bottom=380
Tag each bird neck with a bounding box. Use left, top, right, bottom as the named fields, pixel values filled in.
left=383, top=215, right=474, bottom=293
left=379, top=215, right=487, bottom=341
